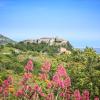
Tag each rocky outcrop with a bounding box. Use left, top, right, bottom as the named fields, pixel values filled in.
left=59, top=47, right=71, bottom=54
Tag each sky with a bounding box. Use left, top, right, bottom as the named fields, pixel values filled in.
left=0, top=0, right=100, bottom=48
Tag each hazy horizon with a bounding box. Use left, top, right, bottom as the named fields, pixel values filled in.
left=0, top=0, right=100, bottom=48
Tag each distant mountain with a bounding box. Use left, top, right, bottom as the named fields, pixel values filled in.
left=0, top=34, right=16, bottom=45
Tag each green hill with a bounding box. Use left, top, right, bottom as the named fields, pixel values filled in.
left=0, top=34, right=16, bottom=45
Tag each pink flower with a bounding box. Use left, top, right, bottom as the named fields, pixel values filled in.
left=59, top=80, right=64, bottom=88
left=74, top=89, right=81, bottom=100
left=24, top=59, right=33, bottom=72
left=3, top=90, right=8, bottom=96
left=2, top=76, right=13, bottom=88
left=16, top=89, right=24, bottom=97
left=23, top=85, right=32, bottom=92
left=0, top=86, right=3, bottom=93
left=46, top=93, right=54, bottom=100
left=52, top=74, right=60, bottom=85
left=94, top=97, right=99, bottom=100
left=33, top=84, right=42, bottom=93
left=3, top=80, right=9, bottom=88
left=40, top=92, right=45, bottom=97
left=82, top=90, right=90, bottom=100
left=39, top=73, right=47, bottom=80
left=41, top=61, right=51, bottom=73
left=64, top=76, right=71, bottom=87
left=7, top=76, right=13, bottom=84
left=56, top=65, right=67, bottom=77
left=60, top=92, right=65, bottom=97
left=23, top=73, right=32, bottom=80
left=47, top=82, right=52, bottom=89
left=66, top=93, right=71, bottom=100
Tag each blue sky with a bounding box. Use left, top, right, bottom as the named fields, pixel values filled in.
left=0, top=0, right=100, bottom=48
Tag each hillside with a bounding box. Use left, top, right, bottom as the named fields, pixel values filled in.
left=0, top=35, right=73, bottom=55
left=20, top=37, right=73, bottom=52
left=0, top=34, right=16, bottom=45
left=0, top=43, right=100, bottom=99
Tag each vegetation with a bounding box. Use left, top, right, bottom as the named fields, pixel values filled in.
left=0, top=34, right=16, bottom=45
left=0, top=43, right=100, bottom=99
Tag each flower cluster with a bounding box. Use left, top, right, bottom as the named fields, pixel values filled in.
left=16, top=59, right=34, bottom=99
left=39, top=61, right=51, bottom=80
left=52, top=65, right=71, bottom=99
left=16, top=59, right=46, bottom=99
left=41, top=61, right=51, bottom=73
left=52, top=65, right=71, bottom=88
left=24, top=59, right=33, bottom=72
left=0, top=76, right=14, bottom=99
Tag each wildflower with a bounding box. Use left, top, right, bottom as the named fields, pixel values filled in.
left=41, top=61, right=51, bottom=73
left=39, top=73, right=47, bottom=80
left=40, top=92, right=45, bottom=97
left=16, top=89, right=24, bottom=97
left=60, top=92, right=65, bottom=97
left=94, top=97, right=99, bottom=100
left=7, top=76, right=13, bottom=84
left=56, top=65, right=67, bottom=77
left=3, top=80, right=9, bottom=88
left=23, top=85, right=32, bottom=92
left=47, top=81, right=52, bottom=89
left=74, top=89, right=81, bottom=100
left=64, top=76, right=71, bottom=87
left=46, top=93, right=54, bottom=100
left=0, top=86, right=3, bottom=93
left=3, top=90, right=8, bottom=96
left=66, top=92, right=71, bottom=100
left=23, top=73, right=32, bottom=80
left=25, top=59, right=33, bottom=72
left=82, top=90, right=90, bottom=100
left=52, top=74, right=60, bottom=84
left=59, top=80, right=64, bottom=88
left=33, top=84, right=42, bottom=93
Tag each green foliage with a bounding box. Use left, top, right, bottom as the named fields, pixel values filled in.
left=0, top=44, right=100, bottom=98
left=33, top=60, right=42, bottom=75
left=13, top=42, right=60, bottom=55
left=0, top=72, right=8, bottom=83
left=14, top=66, right=24, bottom=74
